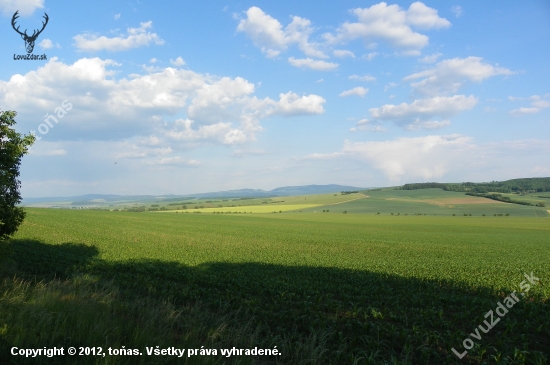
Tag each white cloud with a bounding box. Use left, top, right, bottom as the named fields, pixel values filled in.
left=304, top=136, right=550, bottom=183
left=339, top=87, right=368, bottom=97
left=451, top=6, right=463, bottom=18
left=349, top=74, right=376, bottom=82
left=149, top=58, right=158, bottom=63
left=384, top=82, right=398, bottom=91
left=158, top=157, right=200, bottom=166
left=73, top=21, right=165, bottom=51
left=405, top=119, right=450, bottom=130
left=341, top=134, right=471, bottom=181
left=288, top=57, right=338, bottom=71
left=170, top=57, right=186, bottom=66
left=236, top=7, right=327, bottom=58
left=29, top=148, right=67, bottom=156
left=114, top=13, right=121, bottom=20
left=0, top=0, right=43, bottom=16
left=509, top=94, right=550, bottom=115
left=407, top=2, right=451, bottom=29
left=369, top=95, right=477, bottom=129
left=349, top=119, right=386, bottom=132
left=0, top=57, right=325, bottom=147
left=39, top=39, right=54, bottom=49
left=404, top=56, right=514, bottom=96
left=363, top=52, right=379, bottom=61
left=533, top=100, right=550, bottom=108
left=333, top=50, right=355, bottom=58
left=324, top=2, right=450, bottom=52
left=419, top=52, right=442, bottom=63
left=510, top=107, right=539, bottom=115
left=272, top=91, right=326, bottom=116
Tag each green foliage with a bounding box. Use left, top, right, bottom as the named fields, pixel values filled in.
left=466, top=192, right=535, bottom=206
left=0, top=110, right=35, bottom=240
left=401, top=182, right=448, bottom=190
left=401, top=178, right=550, bottom=194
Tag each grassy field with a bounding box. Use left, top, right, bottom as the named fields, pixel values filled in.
left=1, top=207, right=549, bottom=364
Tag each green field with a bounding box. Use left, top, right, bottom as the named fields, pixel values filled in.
left=298, top=188, right=549, bottom=217
left=159, top=204, right=322, bottom=213
left=156, top=188, right=549, bottom=217
left=1, top=206, right=548, bottom=364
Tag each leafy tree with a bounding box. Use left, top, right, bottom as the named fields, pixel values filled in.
left=1, top=110, right=35, bottom=240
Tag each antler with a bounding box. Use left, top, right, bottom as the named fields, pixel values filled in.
left=33, top=13, right=49, bottom=38
left=11, top=11, right=27, bottom=37
left=11, top=11, right=49, bottom=39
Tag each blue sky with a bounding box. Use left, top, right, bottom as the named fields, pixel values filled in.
left=1, top=0, right=549, bottom=197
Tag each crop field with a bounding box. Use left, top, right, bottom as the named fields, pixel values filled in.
left=1, top=207, right=549, bottom=364
left=159, top=204, right=322, bottom=213
left=298, top=188, right=550, bottom=217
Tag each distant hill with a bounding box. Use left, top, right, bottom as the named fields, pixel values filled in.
left=21, top=184, right=368, bottom=206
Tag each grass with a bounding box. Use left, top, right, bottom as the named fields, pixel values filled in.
left=1, top=208, right=549, bottom=364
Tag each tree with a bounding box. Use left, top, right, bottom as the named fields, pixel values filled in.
left=1, top=110, right=35, bottom=240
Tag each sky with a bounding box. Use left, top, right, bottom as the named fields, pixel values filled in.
left=1, top=0, right=549, bottom=197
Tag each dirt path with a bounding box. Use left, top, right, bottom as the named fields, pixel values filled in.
left=324, top=194, right=369, bottom=207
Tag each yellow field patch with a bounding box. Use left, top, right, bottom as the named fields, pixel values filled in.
left=155, top=204, right=322, bottom=214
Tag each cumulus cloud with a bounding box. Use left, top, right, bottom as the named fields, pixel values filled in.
left=304, top=136, right=550, bottom=183
left=509, top=94, right=550, bottom=115
left=343, top=135, right=470, bottom=181
left=404, top=56, right=514, bottom=96
left=0, top=57, right=325, bottom=146
left=39, top=39, right=55, bottom=49
left=288, top=57, right=338, bottom=71
left=0, top=0, right=43, bottom=16
left=333, top=50, right=355, bottom=58
left=339, top=87, right=368, bottom=97
left=73, top=21, right=165, bottom=51
left=369, top=95, right=477, bottom=129
left=170, top=57, right=186, bottom=66
left=324, top=2, right=450, bottom=52
left=349, top=74, right=376, bottom=82
left=236, top=7, right=326, bottom=58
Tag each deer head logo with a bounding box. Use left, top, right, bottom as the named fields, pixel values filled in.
left=12, top=11, right=49, bottom=54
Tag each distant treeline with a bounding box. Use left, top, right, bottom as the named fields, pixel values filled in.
left=341, top=191, right=359, bottom=195
left=465, top=193, right=545, bottom=207
left=400, top=178, right=550, bottom=194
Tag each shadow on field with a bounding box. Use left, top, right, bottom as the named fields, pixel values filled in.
left=0, top=239, right=98, bottom=279
left=1, top=239, right=548, bottom=364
